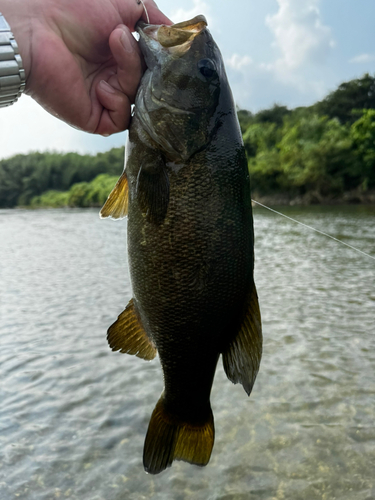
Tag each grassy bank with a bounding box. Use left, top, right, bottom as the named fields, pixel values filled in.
left=30, top=174, right=118, bottom=209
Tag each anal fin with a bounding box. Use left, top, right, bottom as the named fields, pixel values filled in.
left=107, top=298, right=157, bottom=360
left=222, top=282, right=262, bottom=396
left=100, top=170, right=129, bottom=219
left=143, top=396, right=214, bottom=474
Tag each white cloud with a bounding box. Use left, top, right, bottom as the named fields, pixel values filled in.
left=349, top=53, right=375, bottom=64
left=266, top=0, right=334, bottom=73
left=170, top=0, right=212, bottom=26
left=234, top=0, right=335, bottom=105
left=226, top=54, right=252, bottom=71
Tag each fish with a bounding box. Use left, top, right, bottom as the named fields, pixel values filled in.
left=100, top=15, right=262, bottom=475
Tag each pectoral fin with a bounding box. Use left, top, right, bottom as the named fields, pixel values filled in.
left=100, top=171, right=129, bottom=219
left=107, top=298, right=157, bottom=360
left=136, top=156, right=169, bottom=225
left=222, top=283, right=262, bottom=395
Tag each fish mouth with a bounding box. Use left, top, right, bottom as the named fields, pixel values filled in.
left=136, top=15, right=207, bottom=51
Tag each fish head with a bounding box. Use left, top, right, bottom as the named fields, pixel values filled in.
left=136, top=16, right=228, bottom=162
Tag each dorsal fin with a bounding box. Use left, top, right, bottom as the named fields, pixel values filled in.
left=100, top=171, right=129, bottom=219
left=222, top=283, right=262, bottom=395
left=107, top=298, right=157, bottom=360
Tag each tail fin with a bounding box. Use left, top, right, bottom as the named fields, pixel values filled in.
left=143, top=396, right=214, bottom=474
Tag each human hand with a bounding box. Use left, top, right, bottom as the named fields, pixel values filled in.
left=1, top=0, right=171, bottom=135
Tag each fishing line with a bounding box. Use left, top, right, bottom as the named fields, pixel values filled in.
left=137, top=0, right=150, bottom=23
left=252, top=199, right=375, bottom=262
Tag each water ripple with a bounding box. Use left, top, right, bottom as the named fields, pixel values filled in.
left=0, top=206, right=374, bottom=499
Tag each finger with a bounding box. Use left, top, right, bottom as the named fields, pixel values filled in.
left=143, top=0, right=173, bottom=25
left=109, top=26, right=143, bottom=103
left=95, top=79, right=132, bottom=135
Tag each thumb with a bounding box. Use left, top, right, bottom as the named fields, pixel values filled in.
left=109, top=25, right=144, bottom=103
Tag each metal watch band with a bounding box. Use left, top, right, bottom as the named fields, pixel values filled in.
left=0, top=13, right=26, bottom=107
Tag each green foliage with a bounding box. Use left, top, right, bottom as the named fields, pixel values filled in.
left=243, top=122, right=280, bottom=158
left=67, top=182, right=92, bottom=207
left=254, top=104, right=291, bottom=126
left=278, top=116, right=354, bottom=194
left=248, top=150, right=282, bottom=193
left=30, top=190, right=70, bottom=208
left=350, top=109, right=375, bottom=189
left=237, top=104, right=291, bottom=132
left=67, top=174, right=118, bottom=207
left=0, top=147, right=124, bottom=208
left=236, top=75, right=375, bottom=198
left=30, top=174, right=118, bottom=208
left=246, top=108, right=371, bottom=197
left=237, top=109, right=253, bottom=134
left=314, top=73, right=375, bottom=124
left=82, top=174, right=119, bottom=206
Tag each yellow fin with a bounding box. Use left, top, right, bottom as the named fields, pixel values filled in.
left=222, top=283, right=262, bottom=395
left=143, top=396, right=214, bottom=474
left=174, top=416, right=214, bottom=466
left=100, top=171, right=128, bottom=219
left=107, top=299, right=157, bottom=361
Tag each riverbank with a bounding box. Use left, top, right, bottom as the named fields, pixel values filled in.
left=251, top=189, right=375, bottom=207
left=13, top=188, right=375, bottom=210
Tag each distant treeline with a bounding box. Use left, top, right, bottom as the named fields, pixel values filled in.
left=0, top=147, right=124, bottom=208
left=238, top=73, right=375, bottom=200
left=1, top=73, right=375, bottom=208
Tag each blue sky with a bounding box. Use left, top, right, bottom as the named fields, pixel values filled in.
left=1, top=0, right=374, bottom=160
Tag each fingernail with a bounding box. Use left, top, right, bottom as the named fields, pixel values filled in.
left=99, top=80, right=116, bottom=94
left=120, top=29, right=135, bottom=53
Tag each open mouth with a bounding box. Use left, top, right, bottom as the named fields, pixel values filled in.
left=137, top=15, right=207, bottom=49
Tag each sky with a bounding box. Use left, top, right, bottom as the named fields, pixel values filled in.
left=1, top=0, right=375, bottom=160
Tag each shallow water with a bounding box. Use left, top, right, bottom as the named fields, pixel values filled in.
left=0, top=206, right=374, bottom=500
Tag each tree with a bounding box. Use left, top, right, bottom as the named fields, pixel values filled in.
left=350, top=109, right=375, bottom=189
left=278, top=115, right=354, bottom=195
left=0, top=147, right=124, bottom=207
left=315, top=73, right=375, bottom=124
left=237, top=109, right=253, bottom=134
left=254, top=104, right=291, bottom=126
left=243, top=122, right=280, bottom=159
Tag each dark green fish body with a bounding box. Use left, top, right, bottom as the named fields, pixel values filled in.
left=127, top=111, right=253, bottom=412
left=101, top=16, right=262, bottom=474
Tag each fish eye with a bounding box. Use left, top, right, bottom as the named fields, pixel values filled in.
left=198, top=58, right=216, bottom=78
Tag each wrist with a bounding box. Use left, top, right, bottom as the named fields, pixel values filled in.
left=0, top=0, right=33, bottom=83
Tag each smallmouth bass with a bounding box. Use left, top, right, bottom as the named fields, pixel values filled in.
left=101, top=15, right=262, bottom=474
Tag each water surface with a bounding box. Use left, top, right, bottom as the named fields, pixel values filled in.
left=0, top=206, right=374, bottom=500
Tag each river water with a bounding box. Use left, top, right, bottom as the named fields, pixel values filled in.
left=0, top=206, right=374, bottom=500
